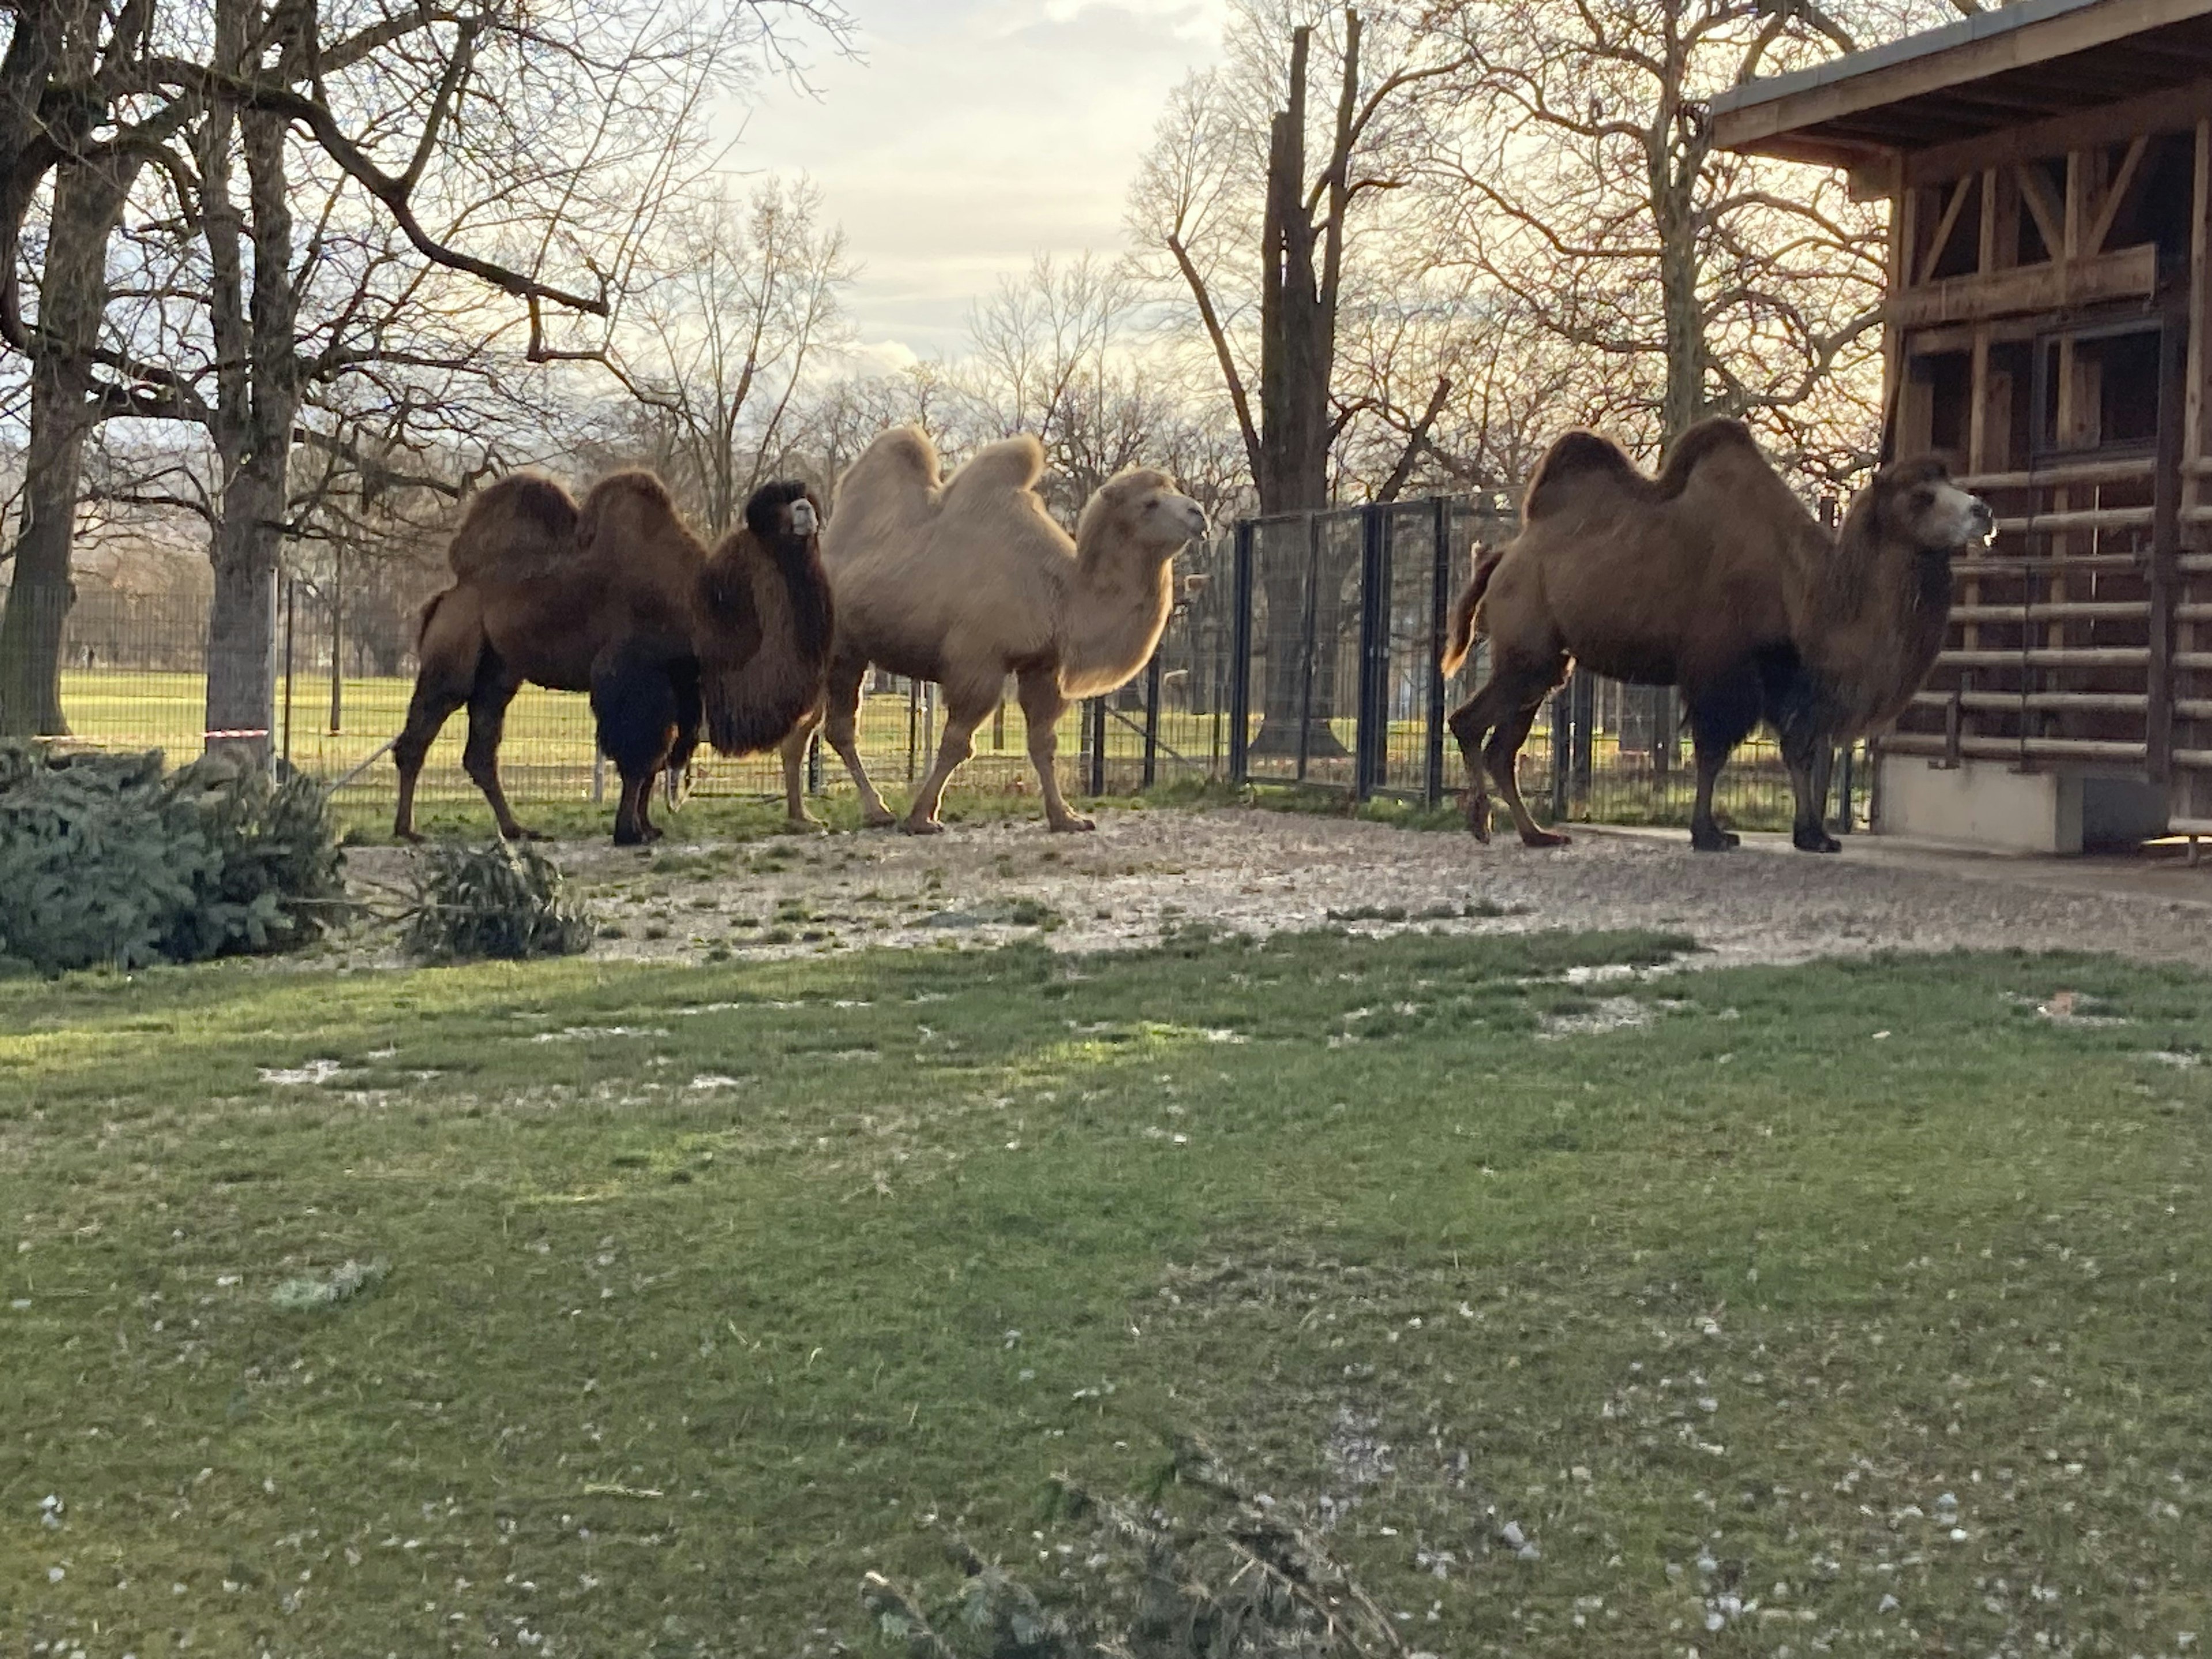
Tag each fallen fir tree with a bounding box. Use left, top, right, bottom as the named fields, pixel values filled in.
left=0, top=741, right=346, bottom=975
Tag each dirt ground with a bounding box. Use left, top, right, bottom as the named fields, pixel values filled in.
left=344, top=805, right=2212, bottom=971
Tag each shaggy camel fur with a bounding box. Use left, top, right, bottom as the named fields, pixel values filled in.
left=778, top=427, right=1207, bottom=834
left=394, top=473, right=832, bottom=844
left=1440, top=419, right=1990, bottom=853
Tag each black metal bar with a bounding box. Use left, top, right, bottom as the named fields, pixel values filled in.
left=808, top=732, right=823, bottom=793
left=906, top=678, right=919, bottom=781
left=1296, top=512, right=1320, bottom=782
left=1228, top=520, right=1254, bottom=783
left=328, top=547, right=343, bottom=734
left=1087, top=696, right=1107, bottom=796
left=1573, top=671, right=1594, bottom=807
left=281, top=577, right=295, bottom=767
left=1425, top=496, right=1450, bottom=808
left=1354, top=504, right=1387, bottom=799
left=1142, top=651, right=1161, bottom=789
left=1549, top=690, right=1569, bottom=824
left=1835, top=743, right=1855, bottom=834
left=2147, top=293, right=2187, bottom=783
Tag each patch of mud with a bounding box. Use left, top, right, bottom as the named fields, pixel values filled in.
left=340, top=807, right=2212, bottom=974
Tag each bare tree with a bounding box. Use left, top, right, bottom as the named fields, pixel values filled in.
left=1423, top=0, right=1954, bottom=461
left=603, top=175, right=854, bottom=536
left=0, top=0, right=851, bottom=751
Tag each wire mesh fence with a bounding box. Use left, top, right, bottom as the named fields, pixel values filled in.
left=3, top=494, right=1861, bottom=836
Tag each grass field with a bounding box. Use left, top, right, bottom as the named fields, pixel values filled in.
left=4, top=923, right=2207, bottom=1654
left=48, top=666, right=1812, bottom=835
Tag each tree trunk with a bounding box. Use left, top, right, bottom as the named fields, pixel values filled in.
left=0, top=363, right=89, bottom=734
left=1248, top=20, right=1352, bottom=762
left=0, top=4, right=131, bottom=737
left=202, top=86, right=302, bottom=766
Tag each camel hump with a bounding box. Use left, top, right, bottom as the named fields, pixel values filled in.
left=445, top=472, right=580, bottom=581
left=1656, top=418, right=1763, bottom=494
left=841, top=426, right=942, bottom=499
left=946, top=434, right=1047, bottom=503
left=577, top=468, right=679, bottom=543
left=1522, top=430, right=1643, bottom=518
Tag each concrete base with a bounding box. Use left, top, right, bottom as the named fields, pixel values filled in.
left=1876, top=756, right=2170, bottom=854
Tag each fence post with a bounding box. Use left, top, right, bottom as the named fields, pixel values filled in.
left=1549, top=688, right=1569, bottom=824
left=1570, top=669, right=1594, bottom=810
left=1142, top=650, right=1161, bottom=790
left=1354, top=504, right=1387, bottom=799
left=1087, top=697, right=1107, bottom=796
left=328, top=547, right=344, bottom=734
left=906, top=679, right=919, bottom=781
left=1295, top=511, right=1320, bottom=782
left=1228, top=519, right=1254, bottom=785
left=1425, top=496, right=1451, bottom=808
left=807, top=732, right=823, bottom=794
left=280, top=577, right=296, bottom=768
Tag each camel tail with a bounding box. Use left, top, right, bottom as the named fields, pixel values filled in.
left=414, top=589, right=449, bottom=650
left=1438, top=546, right=1502, bottom=677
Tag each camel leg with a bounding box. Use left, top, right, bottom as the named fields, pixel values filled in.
left=1685, top=667, right=1762, bottom=852
left=902, top=680, right=998, bottom=835
left=461, top=656, right=536, bottom=841
left=821, top=653, right=897, bottom=828
left=591, top=642, right=684, bottom=847
left=1017, top=668, right=1091, bottom=832
left=1486, top=688, right=1568, bottom=849
left=392, top=673, right=468, bottom=843
left=1446, top=667, right=1543, bottom=843
left=779, top=711, right=827, bottom=831
left=1781, top=728, right=1842, bottom=854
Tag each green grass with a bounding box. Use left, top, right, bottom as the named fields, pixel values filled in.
left=5, top=931, right=2209, bottom=1654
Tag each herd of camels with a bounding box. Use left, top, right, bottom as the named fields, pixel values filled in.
left=392, top=418, right=1992, bottom=854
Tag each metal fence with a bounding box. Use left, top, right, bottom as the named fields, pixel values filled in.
left=2, top=495, right=1857, bottom=835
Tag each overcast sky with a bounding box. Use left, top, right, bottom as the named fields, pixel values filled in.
left=731, top=0, right=1229, bottom=367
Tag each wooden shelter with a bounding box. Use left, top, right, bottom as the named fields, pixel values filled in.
left=1713, top=0, right=2212, bottom=852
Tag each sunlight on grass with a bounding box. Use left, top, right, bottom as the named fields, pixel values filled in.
left=2, top=931, right=2207, bottom=1653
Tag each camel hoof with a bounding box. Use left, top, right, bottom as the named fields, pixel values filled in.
left=1049, top=815, right=1097, bottom=834
left=1691, top=828, right=1741, bottom=852
left=1794, top=827, right=1842, bottom=854
left=784, top=814, right=829, bottom=835
left=1521, top=829, right=1571, bottom=849
left=395, top=827, right=425, bottom=845
left=898, top=817, right=946, bottom=836
left=502, top=824, right=547, bottom=842
left=861, top=808, right=900, bottom=829
left=1463, top=791, right=1491, bottom=842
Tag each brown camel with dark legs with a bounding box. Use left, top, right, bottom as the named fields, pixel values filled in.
left=392, top=474, right=832, bottom=845
left=1439, top=419, right=1991, bottom=853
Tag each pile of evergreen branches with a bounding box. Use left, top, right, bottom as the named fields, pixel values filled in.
left=0, top=741, right=346, bottom=976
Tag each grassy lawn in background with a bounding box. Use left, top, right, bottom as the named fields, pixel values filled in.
left=2, top=927, right=2207, bottom=1655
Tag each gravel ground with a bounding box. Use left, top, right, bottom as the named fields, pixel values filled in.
left=345, top=806, right=2212, bottom=971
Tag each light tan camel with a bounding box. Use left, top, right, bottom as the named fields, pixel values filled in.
left=395, top=475, right=832, bottom=844
left=778, top=427, right=1207, bottom=833
left=1439, top=419, right=1990, bottom=853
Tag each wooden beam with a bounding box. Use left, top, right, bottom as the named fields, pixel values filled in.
left=1885, top=243, right=2159, bottom=328
left=1918, top=176, right=1977, bottom=283
left=2017, top=161, right=2067, bottom=255
left=1714, top=0, right=2212, bottom=159
left=2088, top=132, right=2152, bottom=252
left=1903, top=78, right=2212, bottom=186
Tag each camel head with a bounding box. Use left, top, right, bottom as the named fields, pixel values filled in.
left=1859, top=456, right=1993, bottom=559
left=1075, top=467, right=1210, bottom=566
left=742, top=478, right=824, bottom=554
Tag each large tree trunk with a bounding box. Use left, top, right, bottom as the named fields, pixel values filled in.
left=0, top=361, right=89, bottom=734
left=201, top=73, right=301, bottom=765
left=1248, top=21, right=1351, bottom=762
left=0, top=2, right=124, bottom=737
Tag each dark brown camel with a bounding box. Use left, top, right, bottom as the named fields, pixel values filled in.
left=392, top=474, right=832, bottom=844
left=1439, top=419, right=1991, bottom=853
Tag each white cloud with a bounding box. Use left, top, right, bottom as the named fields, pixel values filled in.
left=723, top=0, right=1228, bottom=358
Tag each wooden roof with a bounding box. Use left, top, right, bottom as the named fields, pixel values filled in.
left=1711, top=0, right=2212, bottom=171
